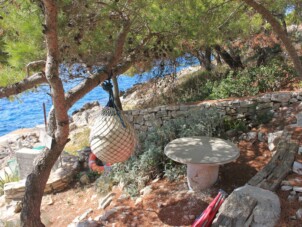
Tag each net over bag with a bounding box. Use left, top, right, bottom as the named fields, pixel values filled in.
left=89, top=107, right=137, bottom=164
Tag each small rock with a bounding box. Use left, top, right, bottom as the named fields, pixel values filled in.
left=293, top=161, right=302, bottom=175
left=226, top=130, right=237, bottom=138
left=299, top=196, right=302, bottom=202
left=246, top=132, right=257, bottom=141
left=296, top=208, right=302, bottom=219
left=152, top=178, right=160, bottom=183
left=98, top=192, right=115, bottom=210
left=281, top=180, right=291, bottom=186
left=117, top=194, right=130, bottom=202
left=189, top=215, right=195, bottom=220
left=72, top=208, right=93, bottom=222
left=140, top=185, right=152, bottom=196
left=281, top=185, right=292, bottom=191
left=79, top=173, right=90, bottom=185
left=135, top=197, right=142, bottom=206
left=97, top=208, right=118, bottom=221
left=14, top=201, right=22, bottom=213
left=112, top=185, right=119, bottom=191
left=90, top=194, right=97, bottom=201
left=44, top=195, right=54, bottom=205
left=290, top=215, right=297, bottom=220
left=290, top=191, right=297, bottom=196
left=257, top=132, right=266, bottom=142
left=68, top=220, right=99, bottom=227
left=268, top=131, right=283, bottom=151
left=294, top=186, right=302, bottom=192
left=157, top=203, right=164, bottom=208
left=288, top=194, right=297, bottom=201
left=299, top=147, right=302, bottom=155
left=183, top=215, right=190, bottom=221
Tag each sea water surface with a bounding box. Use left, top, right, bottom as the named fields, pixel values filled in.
left=0, top=57, right=198, bottom=136
left=0, top=74, right=149, bottom=137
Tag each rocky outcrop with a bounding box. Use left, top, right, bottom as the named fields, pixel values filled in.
left=3, top=153, right=79, bottom=202
left=212, top=185, right=281, bottom=227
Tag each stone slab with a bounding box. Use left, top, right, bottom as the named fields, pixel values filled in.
left=164, top=136, right=239, bottom=165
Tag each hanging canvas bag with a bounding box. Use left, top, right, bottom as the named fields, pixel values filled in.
left=89, top=77, right=137, bottom=164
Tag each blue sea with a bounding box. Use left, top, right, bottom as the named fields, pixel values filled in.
left=0, top=57, right=199, bottom=136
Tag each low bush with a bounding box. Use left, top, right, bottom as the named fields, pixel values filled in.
left=0, top=169, right=20, bottom=195
left=140, top=59, right=296, bottom=108
left=95, top=108, right=225, bottom=196
left=209, top=60, right=296, bottom=99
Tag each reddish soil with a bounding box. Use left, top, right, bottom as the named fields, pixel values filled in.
left=40, top=104, right=302, bottom=226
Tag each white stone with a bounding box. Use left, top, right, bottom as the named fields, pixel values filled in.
left=268, top=131, right=283, bottom=151
left=72, top=208, right=93, bottom=222
left=98, top=208, right=118, bottom=221
left=281, top=180, right=291, bottom=186
left=296, top=208, right=302, bottom=220
left=281, top=185, right=293, bottom=191
left=299, top=196, right=302, bottom=202
left=288, top=194, right=296, bottom=201
left=98, top=192, right=115, bottom=210
left=140, top=185, right=152, bottom=196
left=293, top=186, right=302, bottom=193
left=117, top=194, right=130, bottom=202
left=246, top=132, right=257, bottom=141
left=296, top=113, right=302, bottom=126
left=293, top=161, right=302, bottom=175
left=42, top=195, right=54, bottom=206
left=135, top=197, right=142, bottom=206
left=152, top=178, right=160, bottom=183
left=299, top=147, right=302, bottom=155
left=257, top=132, right=266, bottom=142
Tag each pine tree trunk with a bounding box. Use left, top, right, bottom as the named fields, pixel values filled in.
left=214, top=45, right=243, bottom=69
left=204, top=47, right=212, bottom=71
left=195, top=48, right=212, bottom=71
left=214, top=52, right=222, bottom=65
left=243, top=0, right=302, bottom=78
left=21, top=1, right=69, bottom=226
left=21, top=142, right=66, bottom=227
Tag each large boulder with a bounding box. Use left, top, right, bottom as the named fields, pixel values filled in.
left=212, top=185, right=280, bottom=227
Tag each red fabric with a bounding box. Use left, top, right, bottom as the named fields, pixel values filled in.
left=192, top=191, right=225, bottom=227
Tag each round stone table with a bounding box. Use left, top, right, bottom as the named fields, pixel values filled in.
left=164, top=136, right=239, bottom=191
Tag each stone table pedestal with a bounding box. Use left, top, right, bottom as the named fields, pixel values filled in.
left=164, top=137, right=239, bottom=191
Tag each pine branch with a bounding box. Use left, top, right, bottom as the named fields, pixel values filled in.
left=0, top=72, right=46, bottom=98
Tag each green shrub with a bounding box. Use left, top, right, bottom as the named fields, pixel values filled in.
left=0, top=169, right=20, bottom=195
left=253, top=110, right=274, bottom=125
left=223, top=116, right=248, bottom=133
left=95, top=108, right=225, bottom=196
left=209, top=60, right=296, bottom=99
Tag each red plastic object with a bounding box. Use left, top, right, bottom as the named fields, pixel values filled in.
left=88, top=153, right=111, bottom=173
left=192, top=190, right=227, bottom=227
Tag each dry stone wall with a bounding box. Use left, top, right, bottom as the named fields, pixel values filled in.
left=122, top=91, right=302, bottom=133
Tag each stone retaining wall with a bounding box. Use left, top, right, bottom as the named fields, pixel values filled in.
left=122, top=91, right=302, bottom=133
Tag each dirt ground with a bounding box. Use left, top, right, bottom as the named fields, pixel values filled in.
left=39, top=105, right=302, bottom=227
